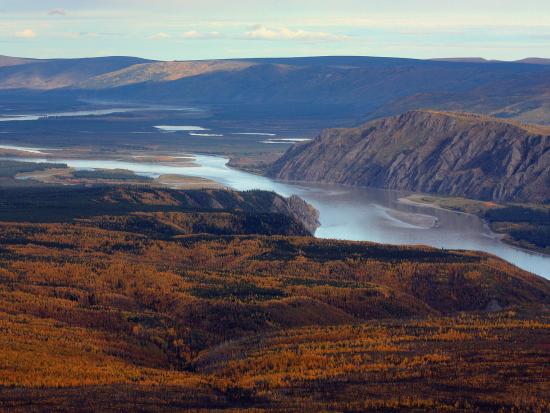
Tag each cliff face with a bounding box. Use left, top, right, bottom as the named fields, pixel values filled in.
left=273, top=194, right=320, bottom=234
left=268, top=111, right=550, bottom=203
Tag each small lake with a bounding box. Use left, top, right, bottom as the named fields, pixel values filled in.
left=8, top=152, right=550, bottom=279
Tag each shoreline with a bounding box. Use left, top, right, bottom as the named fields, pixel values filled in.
left=399, top=195, right=550, bottom=258
left=2, top=149, right=549, bottom=276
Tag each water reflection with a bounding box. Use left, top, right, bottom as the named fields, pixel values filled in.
left=7, top=152, right=550, bottom=279
left=0, top=106, right=198, bottom=122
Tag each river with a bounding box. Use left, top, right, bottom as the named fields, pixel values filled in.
left=0, top=105, right=199, bottom=122
left=7, top=151, right=549, bottom=279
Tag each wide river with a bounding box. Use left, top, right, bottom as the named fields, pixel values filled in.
left=10, top=152, right=550, bottom=279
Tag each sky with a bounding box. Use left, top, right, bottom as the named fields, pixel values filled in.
left=1, top=0, right=549, bottom=61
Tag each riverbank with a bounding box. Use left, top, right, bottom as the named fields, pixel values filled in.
left=2, top=145, right=550, bottom=278
left=400, top=195, right=550, bottom=256
left=10, top=163, right=222, bottom=190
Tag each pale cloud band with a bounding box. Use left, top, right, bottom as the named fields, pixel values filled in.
left=148, top=32, right=171, bottom=40
left=244, top=25, right=350, bottom=42
left=48, top=8, right=66, bottom=16
left=15, top=29, right=37, bottom=38
left=182, top=31, right=220, bottom=40
left=1, top=0, right=549, bottom=60
left=147, top=26, right=347, bottom=42
left=148, top=31, right=221, bottom=40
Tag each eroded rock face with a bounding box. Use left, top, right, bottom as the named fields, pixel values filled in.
left=281, top=195, right=321, bottom=235
left=268, top=110, right=550, bottom=203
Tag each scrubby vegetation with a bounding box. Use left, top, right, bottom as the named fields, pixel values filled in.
left=72, top=168, right=153, bottom=181
left=485, top=206, right=550, bottom=252
left=0, top=159, right=67, bottom=177
left=404, top=195, right=550, bottom=253
left=485, top=206, right=550, bottom=224
left=0, top=186, right=548, bottom=411
left=0, top=186, right=313, bottom=233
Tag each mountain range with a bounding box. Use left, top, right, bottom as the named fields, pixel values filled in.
left=2, top=55, right=550, bottom=124
left=0, top=55, right=151, bottom=89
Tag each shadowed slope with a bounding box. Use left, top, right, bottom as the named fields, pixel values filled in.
left=268, top=110, right=550, bottom=203
left=0, top=56, right=153, bottom=90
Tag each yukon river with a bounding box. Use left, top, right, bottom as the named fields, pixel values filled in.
left=9, top=152, right=550, bottom=279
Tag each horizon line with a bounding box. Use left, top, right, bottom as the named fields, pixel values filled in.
left=3, top=53, right=550, bottom=64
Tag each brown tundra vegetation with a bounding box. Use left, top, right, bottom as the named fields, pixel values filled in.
left=0, top=186, right=548, bottom=412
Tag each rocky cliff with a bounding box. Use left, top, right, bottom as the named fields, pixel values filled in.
left=268, top=111, right=550, bottom=203
left=273, top=194, right=320, bottom=234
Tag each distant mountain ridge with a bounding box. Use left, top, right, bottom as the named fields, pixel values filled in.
left=432, top=57, right=550, bottom=65
left=76, top=60, right=257, bottom=89
left=2, top=54, right=550, bottom=124
left=515, top=58, right=550, bottom=65
left=0, top=55, right=38, bottom=67
left=267, top=110, right=550, bottom=203
left=0, top=56, right=153, bottom=89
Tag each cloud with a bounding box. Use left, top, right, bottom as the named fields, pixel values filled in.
left=244, top=25, right=350, bottom=41
left=181, top=30, right=220, bottom=39
left=80, top=32, right=101, bottom=38
left=48, top=8, right=66, bottom=16
left=148, top=30, right=221, bottom=41
left=15, top=29, right=37, bottom=38
left=148, top=32, right=171, bottom=40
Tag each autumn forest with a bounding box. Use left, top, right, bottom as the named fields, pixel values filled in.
left=0, top=186, right=548, bottom=412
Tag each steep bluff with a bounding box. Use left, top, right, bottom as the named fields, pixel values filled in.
left=268, top=111, right=550, bottom=203
left=0, top=186, right=320, bottom=236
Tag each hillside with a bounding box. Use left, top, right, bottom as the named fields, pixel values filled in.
left=432, top=57, right=550, bottom=65
left=268, top=110, right=550, bottom=203
left=82, top=57, right=550, bottom=124
left=77, top=60, right=257, bottom=89
left=0, top=184, right=548, bottom=411
left=0, top=186, right=319, bottom=235
left=0, top=56, right=153, bottom=90
left=0, top=55, right=37, bottom=67
left=517, top=57, right=550, bottom=65
left=2, top=55, right=550, bottom=123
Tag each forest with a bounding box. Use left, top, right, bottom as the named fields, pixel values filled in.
left=0, top=186, right=548, bottom=412
left=402, top=195, right=550, bottom=254
left=0, top=160, right=67, bottom=178
left=484, top=206, right=550, bottom=252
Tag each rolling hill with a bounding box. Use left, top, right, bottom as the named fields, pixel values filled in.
left=77, top=60, right=257, bottom=89
left=0, top=55, right=37, bottom=67
left=84, top=56, right=550, bottom=124
left=0, top=185, right=548, bottom=411
left=0, top=56, right=153, bottom=90
left=516, top=57, right=550, bottom=65
left=433, top=57, right=550, bottom=65
left=2, top=55, right=550, bottom=124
